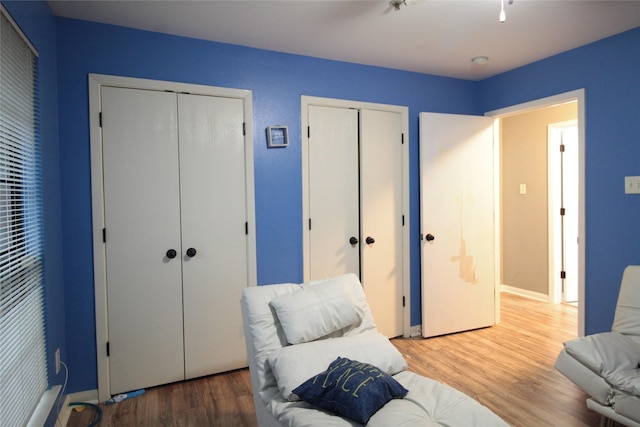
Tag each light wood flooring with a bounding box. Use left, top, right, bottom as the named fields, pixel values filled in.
left=66, top=293, right=604, bottom=427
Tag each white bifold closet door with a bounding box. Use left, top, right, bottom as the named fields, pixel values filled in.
left=307, top=106, right=360, bottom=278
left=101, top=86, right=249, bottom=394
left=360, top=109, right=404, bottom=339
left=178, top=94, right=249, bottom=379
left=306, top=105, right=403, bottom=338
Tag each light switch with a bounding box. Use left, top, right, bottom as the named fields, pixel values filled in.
left=519, top=184, right=527, bottom=195
left=625, top=176, right=640, bottom=194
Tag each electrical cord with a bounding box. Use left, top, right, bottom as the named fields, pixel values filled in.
left=68, top=401, right=103, bottom=427
left=54, top=360, right=103, bottom=427
left=55, top=361, right=69, bottom=427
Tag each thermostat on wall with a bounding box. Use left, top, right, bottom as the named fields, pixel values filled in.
left=267, top=126, right=288, bottom=148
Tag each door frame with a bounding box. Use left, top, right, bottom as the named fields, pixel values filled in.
left=300, top=96, right=411, bottom=337
left=89, top=74, right=256, bottom=401
left=486, top=88, right=585, bottom=337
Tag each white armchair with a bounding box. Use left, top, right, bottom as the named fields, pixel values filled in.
left=555, top=265, right=640, bottom=427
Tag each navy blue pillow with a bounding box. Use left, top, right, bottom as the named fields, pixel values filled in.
left=292, top=357, right=408, bottom=424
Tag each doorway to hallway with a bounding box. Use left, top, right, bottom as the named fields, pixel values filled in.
left=486, top=89, right=585, bottom=337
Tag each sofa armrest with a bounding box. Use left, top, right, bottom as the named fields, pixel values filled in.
left=563, top=332, right=640, bottom=377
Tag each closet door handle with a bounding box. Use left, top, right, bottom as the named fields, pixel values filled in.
left=186, top=247, right=197, bottom=258
left=349, top=237, right=359, bottom=245
left=365, top=236, right=375, bottom=245
left=425, top=234, right=435, bottom=242
left=166, top=249, right=177, bottom=259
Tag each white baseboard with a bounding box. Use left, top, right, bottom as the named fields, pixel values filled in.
left=57, top=395, right=71, bottom=427
left=58, top=389, right=99, bottom=426
left=501, top=284, right=549, bottom=302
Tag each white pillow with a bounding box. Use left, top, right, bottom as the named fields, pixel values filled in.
left=269, top=274, right=365, bottom=345
left=268, top=330, right=408, bottom=401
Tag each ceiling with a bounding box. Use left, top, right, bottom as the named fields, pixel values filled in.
left=48, top=0, right=640, bottom=80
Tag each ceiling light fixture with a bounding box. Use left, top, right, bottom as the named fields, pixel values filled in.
left=390, top=0, right=511, bottom=23
left=389, top=0, right=426, bottom=11
left=390, top=0, right=405, bottom=11
left=500, top=0, right=515, bottom=22
left=471, top=56, right=489, bottom=66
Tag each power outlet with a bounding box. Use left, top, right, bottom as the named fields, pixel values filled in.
left=55, top=348, right=61, bottom=375
left=625, top=176, right=640, bottom=194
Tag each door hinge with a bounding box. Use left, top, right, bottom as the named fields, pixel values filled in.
left=560, top=144, right=565, bottom=153
left=308, top=218, right=312, bottom=230
left=307, top=126, right=311, bottom=138
left=401, top=133, right=405, bottom=145
left=560, top=271, right=566, bottom=279
left=99, top=112, right=103, bottom=127
left=560, top=207, right=566, bottom=216
left=102, top=228, right=106, bottom=243
left=245, top=222, right=249, bottom=235
left=106, top=342, right=110, bottom=357
left=402, top=296, right=406, bottom=307
left=242, top=122, right=246, bottom=136
left=402, top=215, right=405, bottom=226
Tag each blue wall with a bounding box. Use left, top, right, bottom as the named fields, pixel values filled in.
left=478, top=27, right=640, bottom=336
left=1, top=1, right=65, bottom=425
left=56, top=17, right=479, bottom=392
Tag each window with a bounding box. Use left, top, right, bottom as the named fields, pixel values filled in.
left=0, top=7, right=47, bottom=427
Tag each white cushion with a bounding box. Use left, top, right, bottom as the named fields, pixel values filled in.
left=611, top=390, right=640, bottom=423
left=268, top=371, right=509, bottom=426
left=269, top=274, right=365, bottom=345
left=563, top=332, right=640, bottom=398
left=613, top=265, right=640, bottom=338
left=555, top=349, right=612, bottom=405
left=563, top=332, right=640, bottom=377
left=268, top=330, right=407, bottom=401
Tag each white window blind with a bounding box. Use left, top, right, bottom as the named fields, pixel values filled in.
left=0, top=8, right=47, bottom=427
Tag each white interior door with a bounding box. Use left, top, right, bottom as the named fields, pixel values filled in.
left=561, top=125, right=579, bottom=303
left=360, top=109, right=404, bottom=338
left=420, top=112, right=496, bottom=338
left=307, top=105, right=360, bottom=279
left=549, top=121, right=579, bottom=304
left=102, top=87, right=185, bottom=394
left=178, top=94, right=249, bottom=378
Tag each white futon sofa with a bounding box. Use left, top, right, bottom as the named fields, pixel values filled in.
left=555, top=265, right=640, bottom=427
left=241, top=273, right=507, bottom=426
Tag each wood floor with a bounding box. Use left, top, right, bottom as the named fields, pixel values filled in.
left=66, top=293, right=604, bottom=427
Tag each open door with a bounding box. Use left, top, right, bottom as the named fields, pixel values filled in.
left=549, top=121, right=579, bottom=304
left=420, top=112, right=496, bottom=338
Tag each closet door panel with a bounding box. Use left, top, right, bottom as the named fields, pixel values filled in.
left=178, top=94, right=249, bottom=378
left=307, top=106, right=360, bottom=280
left=102, top=87, right=185, bottom=394
left=360, top=109, right=404, bottom=338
